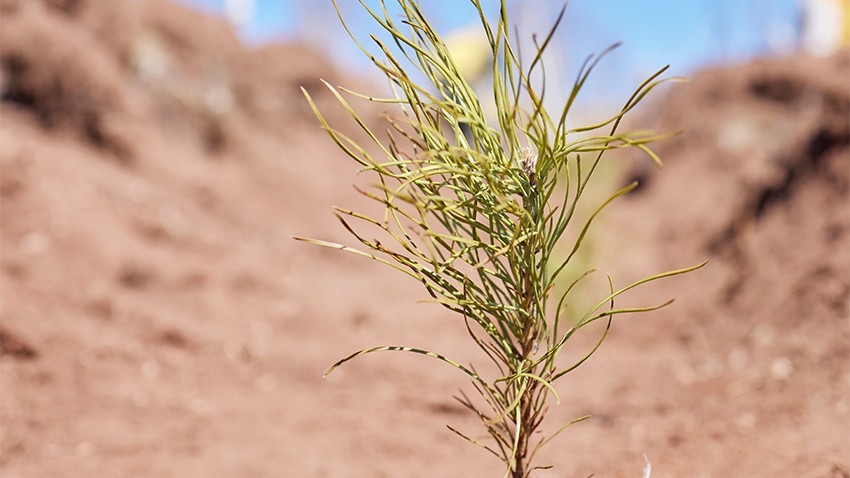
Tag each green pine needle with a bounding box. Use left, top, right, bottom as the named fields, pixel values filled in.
left=297, top=1, right=705, bottom=476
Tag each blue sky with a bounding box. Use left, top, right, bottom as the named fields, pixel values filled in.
left=175, top=0, right=801, bottom=103
left=175, top=1, right=801, bottom=62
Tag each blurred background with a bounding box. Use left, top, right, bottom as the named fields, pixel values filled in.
left=181, top=0, right=836, bottom=67
left=1, top=1, right=848, bottom=477
left=179, top=0, right=845, bottom=97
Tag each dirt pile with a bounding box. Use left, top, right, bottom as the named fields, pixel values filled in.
left=597, top=51, right=849, bottom=477
left=0, top=1, right=415, bottom=477
left=0, top=1, right=848, bottom=476
left=0, top=0, right=346, bottom=163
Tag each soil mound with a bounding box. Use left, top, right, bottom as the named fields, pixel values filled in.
left=0, top=0, right=343, bottom=163
left=0, top=2, right=398, bottom=477
left=600, top=51, right=849, bottom=476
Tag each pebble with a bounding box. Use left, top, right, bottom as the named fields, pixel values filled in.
left=20, top=232, right=49, bottom=255
left=141, top=360, right=160, bottom=380
left=770, top=357, right=794, bottom=379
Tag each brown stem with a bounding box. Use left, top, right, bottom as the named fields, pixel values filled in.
left=513, top=179, right=542, bottom=478
left=513, top=265, right=539, bottom=477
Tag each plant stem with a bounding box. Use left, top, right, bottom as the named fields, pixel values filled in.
left=513, top=182, right=541, bottom=478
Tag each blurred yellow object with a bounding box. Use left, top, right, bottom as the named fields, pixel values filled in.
left=443, top=25, right=492, bottom=82
left=802, top=0, right=850, bottom=55
left=844, top=0, right=850, bottom=43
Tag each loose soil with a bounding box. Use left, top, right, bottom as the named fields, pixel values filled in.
left=1, top=1, right=848, bottom=477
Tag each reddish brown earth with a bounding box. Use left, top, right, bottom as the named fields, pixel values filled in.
left=0, top=1, right=848, bottom=477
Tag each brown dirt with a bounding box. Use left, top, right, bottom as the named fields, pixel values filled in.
left=0, top=1, right=848, bottom=477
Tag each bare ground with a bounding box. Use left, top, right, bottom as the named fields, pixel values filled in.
left=1, top=1, right=848, bottom=477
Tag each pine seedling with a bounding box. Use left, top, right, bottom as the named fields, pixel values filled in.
left=295, top=1, right=705, bottom=476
